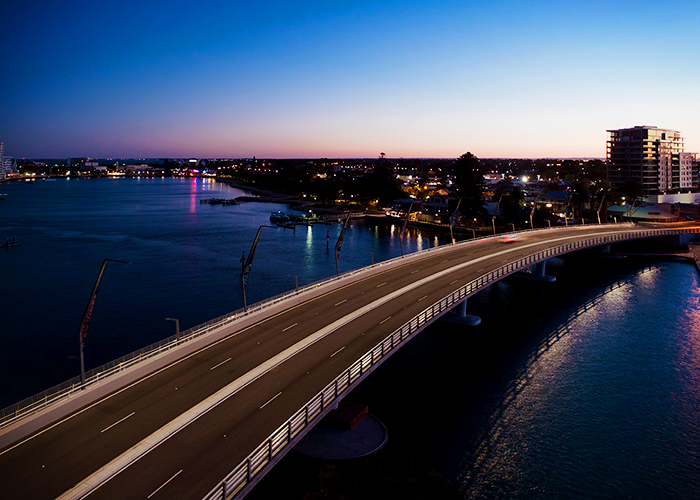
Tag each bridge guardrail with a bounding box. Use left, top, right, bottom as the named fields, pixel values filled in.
left=0, top=224, right=685, bottom=430
left=0, top=221, right=564, bottom=428
left=201, top=226, right=697, bottom=500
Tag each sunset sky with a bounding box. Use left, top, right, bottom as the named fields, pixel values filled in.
left=2, top=0, right=699, bottom=159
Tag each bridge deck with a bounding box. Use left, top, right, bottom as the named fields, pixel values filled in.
left=0, top=223, right=697, bottom=500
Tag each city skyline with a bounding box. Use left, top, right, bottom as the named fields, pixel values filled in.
left=2, top=1, right=699, bottom=159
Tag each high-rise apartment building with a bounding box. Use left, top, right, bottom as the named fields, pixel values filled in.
left=607, top=125, right=696, bottom=194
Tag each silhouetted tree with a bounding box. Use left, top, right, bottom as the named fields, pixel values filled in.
left=367, top=153, right=404, bottom=206
left=500, top=186, right=525, bottom=225
left=542, top=182, right=562, bottom=193
left=453, top=152, right=486, bottom=220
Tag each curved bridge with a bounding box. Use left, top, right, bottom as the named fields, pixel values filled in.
left=1, top=222, right=698, bottom=500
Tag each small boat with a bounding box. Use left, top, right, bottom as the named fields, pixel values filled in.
left=269, top=211, right=290, bottom=223
left=1, top=241, right=20, bottom=248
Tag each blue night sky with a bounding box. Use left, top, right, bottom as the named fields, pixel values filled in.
left=2, top=1, right=699, bottom=159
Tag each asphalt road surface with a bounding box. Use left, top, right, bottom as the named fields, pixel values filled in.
left=1, top=223, right=697, bottom=500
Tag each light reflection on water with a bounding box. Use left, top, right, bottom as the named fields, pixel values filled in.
left=458, top=266, right=700, bottom=499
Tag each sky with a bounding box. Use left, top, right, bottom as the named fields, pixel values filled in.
left=1, top=0, right=699, bottom=159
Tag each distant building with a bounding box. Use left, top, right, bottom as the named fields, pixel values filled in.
left=0, top=141, right=14, bottom=179
left=419, top=195, right=455, bottom=224
left=607, top=126, right=697, bottom=195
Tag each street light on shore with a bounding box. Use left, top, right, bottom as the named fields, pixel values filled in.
left=366, top=251, right=374, bottom=265
left=287, top=275, right=299, bottom=291
left=78, top=258, right=130, bottom=386
left=166, top=318, right=180, bottom=342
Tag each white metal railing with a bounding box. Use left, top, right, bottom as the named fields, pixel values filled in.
left=201, top=226, right=697, bottom=500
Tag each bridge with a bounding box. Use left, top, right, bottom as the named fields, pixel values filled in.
left=1, top=222, right=698, bottom=500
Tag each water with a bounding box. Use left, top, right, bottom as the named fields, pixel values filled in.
left=0, top=177, right=447, bottom=406
left=1, top=178, right=699, bottom=498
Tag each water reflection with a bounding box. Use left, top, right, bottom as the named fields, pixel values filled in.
left=459, top=265, right=699, bottom=499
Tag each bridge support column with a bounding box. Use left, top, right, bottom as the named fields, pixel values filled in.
left=441, top=298, right=481, bottom=326
left=514, top=259, right=556, bottom=282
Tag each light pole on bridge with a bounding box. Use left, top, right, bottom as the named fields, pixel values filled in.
left=166, top=317, right=180, bottom=342
left=78, top=258, right=130, bottom=386
left=492, top=193, right=507, bottom=235
left=241, top=225, right=278, bottom=311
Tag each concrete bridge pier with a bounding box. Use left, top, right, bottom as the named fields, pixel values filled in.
left=441, top=298, right=481, bottom=326
left=514, top=259, right=556, bottom=282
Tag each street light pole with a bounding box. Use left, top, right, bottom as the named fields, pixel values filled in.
left=597, top=191, right=607, bottom=225
left=166, top=317, right=180, bottom=342
left=287, top=275, right=299, bottom=291
left=241, top=225, right=277, bottom=311
left=530, top=197, right=538, bottom=230
left=78, top=258, right=130, bottom=386
left=492, top=193, right=506, bottom=235
left=366, top=251, right=374, bottom=265
left=450, top=197, right=464, bottom=245
left=564, top=193, right=572, bottom=227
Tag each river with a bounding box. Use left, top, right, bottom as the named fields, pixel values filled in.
left=1, top=177, right=698, bottom=498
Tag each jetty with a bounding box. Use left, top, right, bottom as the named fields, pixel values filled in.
left=199, top=198, right=239, bottom=206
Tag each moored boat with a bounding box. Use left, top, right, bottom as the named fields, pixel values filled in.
left=269, top=211, right=290, bottom=222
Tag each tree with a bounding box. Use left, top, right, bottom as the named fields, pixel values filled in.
left=499, top=186, right=525, bottom=225
left=542, top=182, right=562, bottom=193
left=367, top=153, right=404, bottom=206
left=569, top=179, right=592, bottom=220
left=616, top=180, right=646, bottom=207
left=453, top=152, right=486, bottom=220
